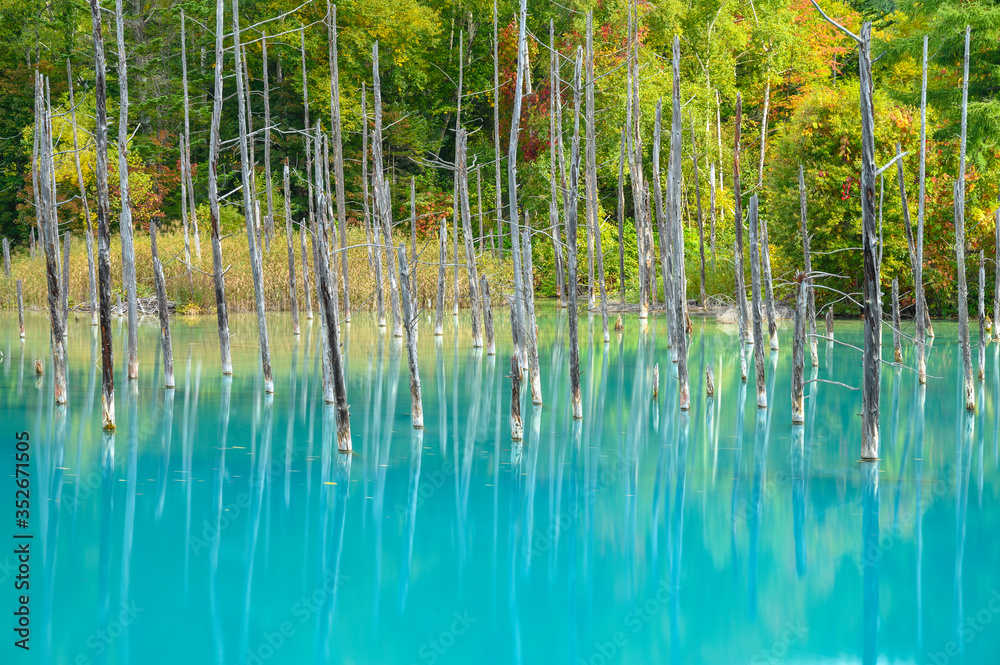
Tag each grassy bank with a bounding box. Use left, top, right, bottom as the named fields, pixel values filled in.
left=2, top=226, right=515, bottom=314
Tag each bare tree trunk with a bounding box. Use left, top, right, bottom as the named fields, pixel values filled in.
left=61, top=231, right=70, bottom=325
left=410, top=177, right=418, bottom=322
left=549, top=20, right=566, bottom=309
left=457, top=129, right=482, bottom=347
left=568, top=49, right=583, bottom=420
left=312, top=137, right=335, bottom=403
left=233, top=0, right=274, bottom=393
left=671, top=36, right=689, bottom=410
left=492, top=0, right=503, bottom=259
left=372, top=43, right=403, bottom=337
left=617, top=122, right=626, bottom=303
left=709, top=162, right=717, bottom=267
left=792, top=274, right=807, bottom=423
left=733, top=94, right=749, bottom=382
left=361, top=86, right=382, bottom=325
left=397, top=244, right=423, bottom=428
left=761, top=217, right=778, bottom=350
left=435, top=217, right=446, bottom=336
left=692, top=119, right=707, bottom=307
left=150, top=220, right=174, bottom=388
left=115, top=0, right=139, bottom=380
left=181, top=10, right=200, bottom=260
left=207, top=0, right=232, bottom=376
left=17, top=279, right=24, bottom=338
left=757, top=79, right=770, bottom=189
left=509, top=354, right=522, bottom=441
left=300, top=225, right=313, bottom=320
left=327, top=3, right=349, bottom=318
left=67, top=59, right=98, bottom=325
left=653, top=101, right=674, bottom=343
left=749, top=194, right=767, bottom=408
left=481, top=275, right=495, bottom=355
left=955, top=25, right=974, bottom=411
left=36, top=74, right=66, bottom=404
left=301, top=28, right=317, bottom=295
left=262, top=36, right=275, bottom=253
left=979, top=251, right=986, bottom=380
left=918, top=35, right=933, bottom=344
left=507, top=0, right=528, bottom=361
left=453, top=33, right=464, bottom=317
left=179, top=134, right=193, bottom=286
left=799, top=166, right=818, bottom=367
left=521, top=217, right=542, bottom=403
left=284, top=162, right=300, bottom=335
left=892, top=278, right=902, bottom=363
left=88, top=0, right=116, bottom=427
left=652, top=363, right=659, bottom=400
left=585, top=12, right=596, bottom=310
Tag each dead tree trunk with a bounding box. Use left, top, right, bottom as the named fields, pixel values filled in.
left=36, top=75, right=66, bottom=404
left=506, top=0, right=528, bottom=359
left=549, top=20, right=566, bottom=309
left=301, top=28, right=317, bottom=295
left=17, top=279, right=24, bottom=338
left=955, top=25, right=974, bottom=411
left=61, top=231, right=70, bottom=325
left=360, top=87, right=382, bottom=325
left=67, top=59, right=98, bottom=325
left=653, top=100, right=675, bottom=344
left=207, top=0, right=232, bottom=376
left=761, top=217, right=778, bottom=350
left=979, top=250, right=986, bottom=380
left=327, top=3, right=349, bottom=318
left=509, top=354, right=522, bottom=441
left=521, top=218, right=542, bottom=404
left=181, top=10, right=200, bottom=259
left=232, top=0, right=274, bottom=393
left=892, top=278, right=902, bottom=363
left=749, top=194, right=767, bottom=408
left=895, top=144, right=924, bottom=381
left=262, top=36, right=275, bottom=253
left=150, top=220, right=174, bottom=388
left=617, top=122, right=626, bottom=303
left=457, top=129, right=482, bottom=347
left=115, top=0, right=139, bottom=380
left=917, top=35, right=933, bottom=343
left=452, top=34, right=465, bottom=317
left=410, top=178, right=418, bottom=322
left=709, top=162, right=717, bottom=266
left=585, top=12, right=596, bottom=310
left=692, top=118, right=707, bottom=307
left=733, top=94, right=750, bottom=348
left=435, top=215, right=447, bottom=336
left=792, top=274, right=807, bottom=423
left=284, top=162, right=299, bottom=335
left=481, top=275, right=496, bottom=355
left=492, top=0, right=504, bottom=258
left=397, top=244, right=423, bottom=428
left=671, top=36, right=690, bottom=410
left=567, top=49, right=584, bottom=420
left=88, top=0, right=116, bottom=427
left=179, top=134, right=194, bottom=286
left=798, top=166, right=818, bottom=366
left=300, top=224, right=313, bottom=320
left=371, top=43, right=403, bottom=337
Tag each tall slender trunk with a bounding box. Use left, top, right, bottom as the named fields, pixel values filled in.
left=88, top=0, right=115, bottom=427
left=653, top=101, right=675, bottom=344
left=181, top=10, right=200, bottom=259
left=492, top=0, right=503, bottom=259
left=521, top=217, right=542, bottom=403
left=453, top=33, right=465, bottom=316
left=918, top=36, right=933, bottom=342
left=115, top=0, right=139, bottom=380
left=748, top=195, right=767, bottom=408
left=507, top=0, right=528, bottom=366
left=284, top=162, right=300, bottom=335
left=670, top=36, right=689, bottom=409
left=232, top=0, right=274, bottom=393
left=207, top=0, right=232, bottom=375
left=481, top=275, right=495, bottom=355
left=549, top=21, right=566, bottom=309
left=328, top=3, right=349, bottom=318
left=892, top=278, right=902, bottom=364
left=371, top=43, right=402, bottom=337
left=791, top=275, right=807, bottom=423
left=398, top=245, right=423, bottom=428
left=150, top=220, right=174, bottom=388
left=361, top=87, right=383, bottom=325
left=61, top=232, right=70, bottom=324
left=179, top=134, right=193, bottom=286
left=761, top=217, right=778, bottom=350
left=585, top=12, right=596, bottom=309
left=709, top=162, right=717, bottom=267
left=692, top=119, right=707, bottom=307
left=457, top=129, right=482, bottom=347
left=263, top=36, right=275, bottom=252
left=567, top=49, right=584, bottom=420
left=617, top=122, right=626, bottom=303
left=798, top=166, right=818, bottom=367
left=67, top=58, right=98, bottom=325
left=956, top=26, right=973, bottom=411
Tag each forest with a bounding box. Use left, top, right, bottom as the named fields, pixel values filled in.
left=1, top=0, right=999, bottom=316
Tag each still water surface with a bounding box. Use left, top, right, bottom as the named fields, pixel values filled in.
left=0, top=307, right=997, bottom=665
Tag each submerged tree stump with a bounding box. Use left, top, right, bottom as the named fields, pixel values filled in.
left=150, top=220, right=175, bottom=388
left=510, top=354, right=523, bottom=441
left=792, top=274, right=807, bottom=424
left=706, top=363, right=715, bottom=398
left=481, top=275, right=495, bottom=356
left=748, top=195, right=767, bottom=409
left=398, top=245, right=423, bottom=428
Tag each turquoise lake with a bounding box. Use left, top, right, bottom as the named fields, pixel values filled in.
left=1, top=307, right=998, bottom=664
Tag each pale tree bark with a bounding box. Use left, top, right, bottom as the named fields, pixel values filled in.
left=653, top=100, right=675, bottom=345
left=361, top=86, right=383, bottom=325
left=115, top=0, right=139, bottom=380
left=761, top=217, right=778, bottom=350
left=181, top=10, right=200, bottom=259
left=435, top=210, right=447, bottom=336
left=481, top=274, right=495, bottom=355
left=327, top=2, right=349, bottom=317
left=150, top=220, right=174, bottom=388
left=955, top=25, right=974, bottom=411
left=410, top=177, right=418, bottom=321
left=585, top=12, right=596, bottom=309
left=709, top=162, right=717, bottom=267
left=397, top=245, right=423, bottom=428
left=749, top=194, right=767, bottom=409
left=371, top=43, right=403, bottom=337
left=918, top=35, right=933, bottom=342
left=521, top=216, right=542, bottom=403
left=617, top=122, right=626, bottom=303
left=17, top=280, right=24, bottom=339
left=232, top=0, right=273, bottom=392
left=799, top=166, right=818, bottom=367
left=452, top=32, right=464, bottom=317
left=567, top=49, right=583, bottom=420
left=284, top=162, right=299, bottom=335
left=88, top=0, right=116, bottom=427
left=36, top=73, right=67, bottom=405
left=509, top=354, right=522, bottom=441
left=457, top=129, right=482, bottom=347
left=549, top=21, right=566, bottom=309
left=301, top=28, right=317, bottom=289
left=179, top=134, right=193, bottom=286
left=733, top=94, right=749, bottom=382
left=692, top=118, right=707, bottom=307
left=67, top=58, right=98, bottom=325
left=507, top=0, right=528, bottom=363
left=792, top=275, right=807, bottom=423
left=61, top=231, right=70, bottom=324
left=492, top=0, right=503, bottom=258
left=263, top=36, right=275, bottom=252
left=671, top=36, right=689, bottom=410
left=892, top=278, right=902, bottom=363
left=301, top=224, right=313, bottom=320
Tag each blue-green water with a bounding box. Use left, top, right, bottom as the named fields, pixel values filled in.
left=1, top=308, right=998, bottom=665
